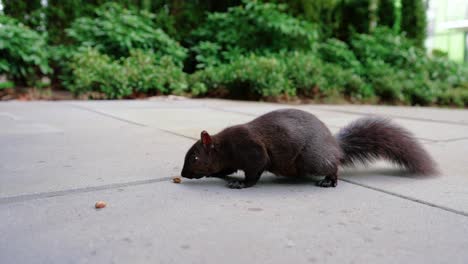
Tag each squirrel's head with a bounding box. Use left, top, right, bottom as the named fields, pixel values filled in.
left=181, top=130, right=223, bottom=179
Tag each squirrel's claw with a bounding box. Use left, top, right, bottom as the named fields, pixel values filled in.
left=316, top=177, right=337, bottom=188
left=227, top=180, right=246, bottom=189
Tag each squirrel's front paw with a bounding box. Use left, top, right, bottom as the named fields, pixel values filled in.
left=227, top=180, right=246, bottom=189
left=316, top=177, right=337, bottom=188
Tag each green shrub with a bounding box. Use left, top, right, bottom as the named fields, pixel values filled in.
left=66, top=48, right=130, bottom=98
left=282, top=52, right=369, bottom=99
left=191, top=1, right=318, bottom=68
left=0, top=81, right=15, bottom=90
left=437, top=89, right=468, bottom=107
left=0, top=16, right=50, bottom=85
left=48, top=45, right=77, bottom=88
left=192, top=41, right=223, bottom=69
left=364, top=60, right=439, bottom=105
left=322, top=63, right=370, bottom=99
left=351, top=27, right=425, bottom=71
left=123, top=50, right=187, bottom=94
left=66, top=48, right=187, bottom=99
left=425, top=56, right=468, bottom=88
left=66, top=3, right=186, bottom=65
left=190, top=51, right=368, bottom=101
left=282, top=52, right=325, bottom=95
left=364, top=60, right=405, bottom=102
left=401, top=77, right=438, bottom=106
left=190, top=54, right=293, bottom=97
left=318, top=38, right=363, bottom=74
left=347, top=27, right=465, bottom=105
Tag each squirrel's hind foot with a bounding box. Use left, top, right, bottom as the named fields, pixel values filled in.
left=227, top=180, right=246, bottom=189
left=316, top=175, right=337, bottom=187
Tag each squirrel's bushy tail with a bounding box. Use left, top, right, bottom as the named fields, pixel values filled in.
left=336, top=117, right=437, bottom=175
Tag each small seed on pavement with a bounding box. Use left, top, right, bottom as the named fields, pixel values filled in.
left=95, top=201, right=107, bottom=209
left=173, top=177, right=182, bottom=184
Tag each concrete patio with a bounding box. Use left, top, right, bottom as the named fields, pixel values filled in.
left=1, top=98, right=467, bottom=264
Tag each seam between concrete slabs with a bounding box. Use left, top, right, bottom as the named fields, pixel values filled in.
left=25, top=102, right=463, bottom=218
left=305, top=106, right=468, bottom=127
left=205, top=106, right=258, bottom=117
left=68, top=103, right=147, bottom=127
left=0, top=177, right=172, bottom=205
left=340, top=178, right=468, bottom=217
left=2, top=175, right=467, bottom=219
left=68, top=103, right=197, bottom=141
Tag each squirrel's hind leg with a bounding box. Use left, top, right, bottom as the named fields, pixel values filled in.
left=297, top=144, right=340, bottom=187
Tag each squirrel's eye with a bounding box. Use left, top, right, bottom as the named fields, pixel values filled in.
left=194, top=156, right=199, bottom=161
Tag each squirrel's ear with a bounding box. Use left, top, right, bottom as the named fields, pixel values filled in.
left=201, top=130, right=212, bottom=146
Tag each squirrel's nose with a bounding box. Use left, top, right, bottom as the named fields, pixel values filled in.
left=181, top=169, right=192, bottom=179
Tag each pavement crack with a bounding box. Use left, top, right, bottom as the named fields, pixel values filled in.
left=68, top=103, right=199, bottom=141
left=437, top=137, right=468, bottom=143
left=306, top=107, right=468, bottom=127
left=0, top=177, right=173, bottom=205
left=341, top=178, right=468, bottom=217
left=157, top=128, right=197, bottom=141
left=205, top=106, right=258, bottom=117
left=68, top=103, right=147, bottom=127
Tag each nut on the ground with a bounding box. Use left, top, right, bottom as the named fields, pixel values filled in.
left=95, top=201, right=107, bottom=209
left=173, top=177, right=182, bottom=184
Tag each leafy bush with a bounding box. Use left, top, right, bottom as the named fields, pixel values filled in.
left=425, top=56, right=468, bottom=88
left=0, top=16, right=50, bottom=85
left=349, top=27, right=468, bottom=105
left=0, top=81, right=15, bottom=90
left=66, top=3, right=186, bottom=65
left=66, top=48, right=130, bottom=98
left=191, top=1, right=318, bottom=68
left=364, top=60, right=405, bottom=102
left=318, top=38, right=363, bottom=74
left=190, top=54, right=293, bottom=97
left=437, top=89, right=468, bottom=107
left=190, top=51, right=368, bottom=100
left=48, top=45, right=77, bottom=88
left=65, top=48, right=187, bottom=99
left=123, top=50, right=187, bottom=94
left=191, top=41, right=223, bottom=69
left=282, top=52, right=369, bottom=99
left=282, top=52, right=325, bottom=95
left=351, top=27, right=425, bottom=71
left=363, top=60, right=440, bottom=105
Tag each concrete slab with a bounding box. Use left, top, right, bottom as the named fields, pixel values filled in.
left=1, top=99, right=468, bottom=264
left=341, top=140, right=468, bottom=213
left=0, top=129, right=192, bottom=198
left=1, top=178, right=467, bottom=264
left=0, top=101, right=137, bottom=132
left=83, top=107, right=254, bottom=139
left=0, top=102, right=193, bottom=198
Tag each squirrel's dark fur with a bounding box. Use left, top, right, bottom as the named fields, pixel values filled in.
left=181, top=109, right=437, bottom=189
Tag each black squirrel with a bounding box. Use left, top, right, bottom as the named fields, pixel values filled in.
left=181, top=109, right=437, bottom=189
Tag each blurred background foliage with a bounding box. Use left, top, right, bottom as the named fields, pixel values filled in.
left=0, top=0, right=467, bottom=106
